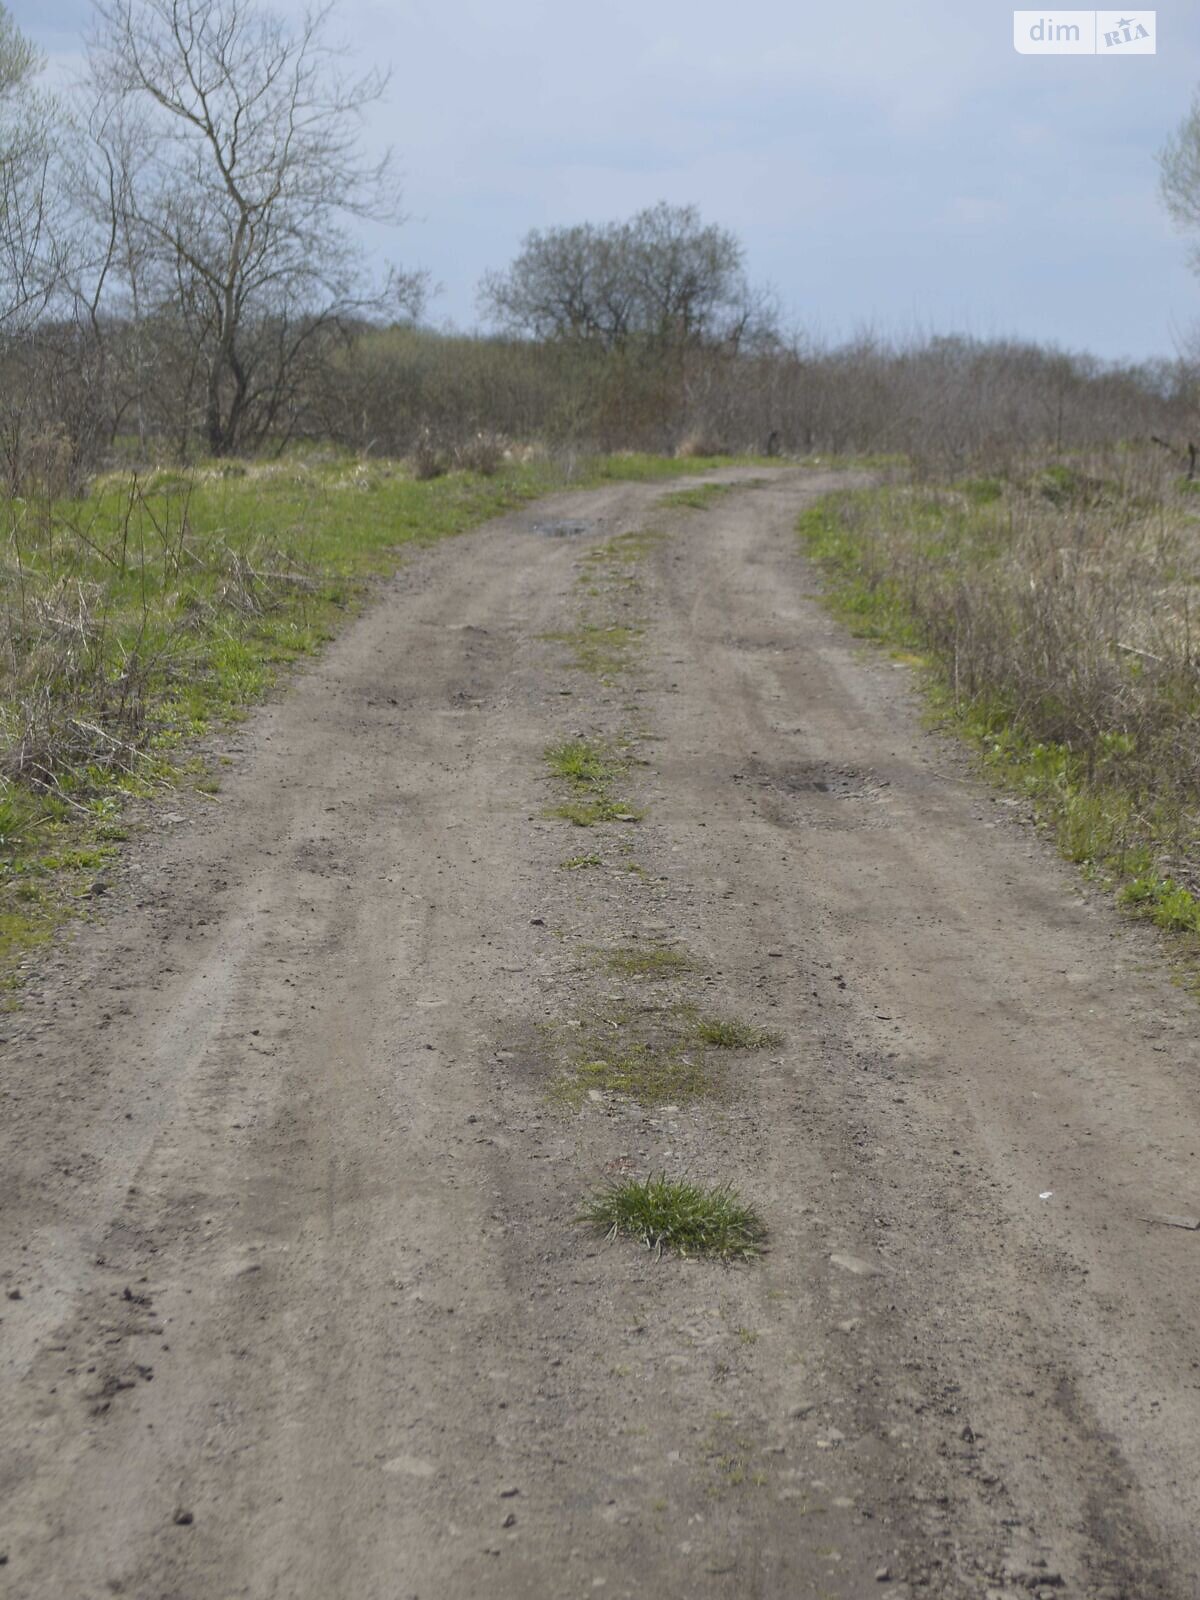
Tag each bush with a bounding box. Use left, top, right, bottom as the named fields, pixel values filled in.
left=454, top=431, right=505, bottom=476
left=410, top=427, right=449, bottom=480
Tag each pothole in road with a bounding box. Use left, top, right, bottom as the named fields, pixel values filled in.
left=781, top=765, right=871, bottom=798
left=738, top=762, right=884, bottom=799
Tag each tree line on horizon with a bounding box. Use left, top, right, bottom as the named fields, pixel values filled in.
left=1, top=0, right=1199, bottom=488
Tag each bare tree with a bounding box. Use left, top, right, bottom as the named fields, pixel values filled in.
left=0, top=6, right=65, bottom=333
left=624, top=203, right=752, bottom=348
left=87, top=0, right=423, bottom=455
left=480, top=203, right=774, bottom=354
left=1160, top=93, right=1200, bottom=266
left=1158, top=101, right=1200, bottom=453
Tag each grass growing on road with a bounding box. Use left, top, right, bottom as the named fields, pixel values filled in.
left=799, top=450, right=1200, bottom=956
left=546, top=739, right=617, bottom=788
left=547, top=1001, right=780, bottom=1107
left=548, top=517, right=676, bottom=678
left=693, top=1015, right=783, bottom=1049
left=544, top=737, right=642, bottom=827
left=582, top=528, right=664, bottom=568
left=569, top=1042, right=712, bottom=1104
left=543, top=621, right=642, bottom=679
left=580, top=1174, right=767, bottom=1260
left=547, top=999, right=715, bottom=1107
left=552, top=799, right=635, bottom=827
left=603, top=943, right=694, bottom=977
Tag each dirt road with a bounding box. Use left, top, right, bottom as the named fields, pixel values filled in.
left=3, top=469, right=1200, bottom=1600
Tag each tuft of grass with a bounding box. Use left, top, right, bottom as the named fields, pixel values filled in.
left=544, top=736, right=641, bottom=827
left=1119, top=875, right=1200, bottom=934
left=579, top=1174, right=767, bottom=1260
left=692, top=1014, right=783, bottom=1049
left=546, top=738, right=616, bottom=788
left=560, top=852, right=603, bottom=870
left=603, top=943, right=694, bottom=978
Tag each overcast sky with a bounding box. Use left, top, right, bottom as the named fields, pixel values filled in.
left=16, top=1, right=1200, bottom=361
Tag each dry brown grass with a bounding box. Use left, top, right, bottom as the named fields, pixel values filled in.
left=675, top=433, right=729, bottom=460
left=802, top=445, right=1200, bottom=932
left=453, top=431, right=506, bottom=476
left=409, top=427, right=449, bottom=481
